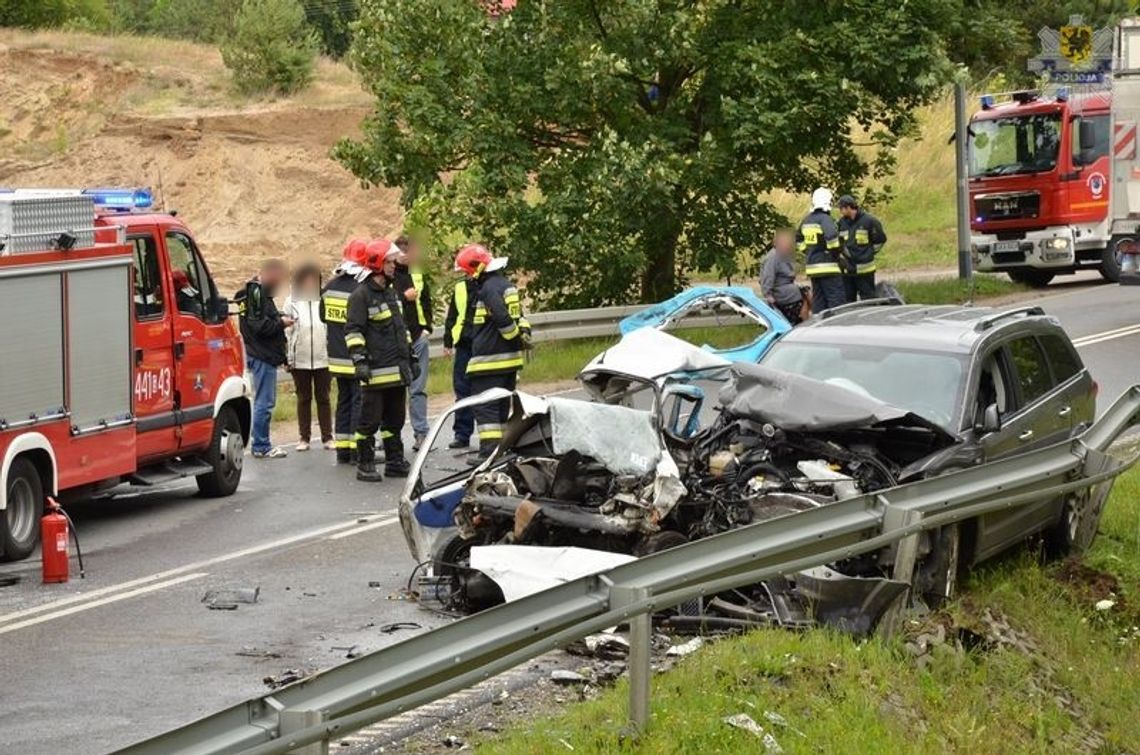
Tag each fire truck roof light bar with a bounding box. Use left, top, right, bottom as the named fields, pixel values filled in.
left=82, top=188, right=154, bottom=212
left=0, top=187, right=154, bottom=212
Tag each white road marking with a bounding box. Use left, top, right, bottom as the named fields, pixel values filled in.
left=0, top=573, right=208, bottom=637
left=0, top=514, right=395, bottom=629
left=327, top=517, right=400, bottom=540
left=1072, top=323, right=1140, bottom=348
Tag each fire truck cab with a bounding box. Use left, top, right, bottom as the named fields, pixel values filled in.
left=0, top=189, right=250, bottom=562
left=968, top=90, right=1118, bottom=287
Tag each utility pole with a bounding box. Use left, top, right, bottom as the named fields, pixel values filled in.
left=954, top=79, right=973, bottom=283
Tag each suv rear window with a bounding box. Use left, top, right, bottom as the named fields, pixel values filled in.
left=1040, top=334, right=1082, bottom=383
left=1008, top=336, right=1053, bottom=406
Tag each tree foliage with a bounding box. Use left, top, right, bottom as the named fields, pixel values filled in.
left=304, top=0, right=359, bottom=58
left=0, top=0, right=108, bottom=28
left=337, top=0, right=956, bottom=307
left=221, top=0, right=319, bottom=95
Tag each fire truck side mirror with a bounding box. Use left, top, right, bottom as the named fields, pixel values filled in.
left=211, top=296, right=231, bottom=322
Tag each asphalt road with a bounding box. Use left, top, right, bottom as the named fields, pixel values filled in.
left=0, top=275, right=1137, bottom=754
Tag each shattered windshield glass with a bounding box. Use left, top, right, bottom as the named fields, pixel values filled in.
left=969, top=113, right=1062, bottom=177
left=761, top=342, right=966, bottom=429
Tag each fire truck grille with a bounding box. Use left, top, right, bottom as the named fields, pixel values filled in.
left=975, top=192, right=1040, bottom=222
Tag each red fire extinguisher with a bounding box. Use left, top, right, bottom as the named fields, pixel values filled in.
left=41, top=498, right=84, bottom=584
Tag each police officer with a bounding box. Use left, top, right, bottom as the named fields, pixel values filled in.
left=345, top=239, right=415, bottom=482
left=442, top=264, right=477, bottom=449
left=455, top=244, right=531, bottom=462
left=321, top=239, right=369, bottom=465
left=797, top=187, right=846, bottom=314
left=837, top=195, right=887, bottom=302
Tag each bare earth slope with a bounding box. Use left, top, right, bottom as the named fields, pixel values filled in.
left=0, top=30, right=401, bottom=291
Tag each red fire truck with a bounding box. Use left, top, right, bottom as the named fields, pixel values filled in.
left=0, top=189, right=250, bottom=562
left=968, top=90, right=1120, bottom=286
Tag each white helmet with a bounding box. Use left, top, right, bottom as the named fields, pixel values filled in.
left=811, top=187, right=833, bottom=212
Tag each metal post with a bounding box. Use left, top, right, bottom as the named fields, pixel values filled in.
left=280, top=709, right=328, bottom=755
left=878, top=508, right=923, bottom=638
left=954, top=79, right=973, bottom=283
left=628, top=610, right=652, bottom=732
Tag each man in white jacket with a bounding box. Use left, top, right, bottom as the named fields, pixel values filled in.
left=284, top=263, right=333, bottom=451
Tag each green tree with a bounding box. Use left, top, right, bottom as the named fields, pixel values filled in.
left=147, top=0, right=234, bottom=41
left=336, top=0, right=955, bottom=307
left=304, top=0, right=358, bottom=58
left=0, top=0, right=109, bottom=28
left=221, top=0, right=319, bottom=95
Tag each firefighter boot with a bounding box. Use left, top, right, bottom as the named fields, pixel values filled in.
left=355, top=438, right=383, bottom=483
left=383, top=436, right=410, bottom=478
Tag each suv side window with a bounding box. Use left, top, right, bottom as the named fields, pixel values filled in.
left=1040, top=334, right=1082, bottom=384
left=1008, top=336, right=1053, bottom=406
left=975, top=351, right=1012, bottom=425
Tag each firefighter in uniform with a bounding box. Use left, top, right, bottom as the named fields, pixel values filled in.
left=797, top=187, right=846, bottom=314
left=455, top=244, right=531, bottom=461
left=837, top=194, right=887, bottom=302
left=345, top=239, right=415, bottom=482
left=442, top=267, right=478, bottom=449
left=321, top=239, right=370, bottom=464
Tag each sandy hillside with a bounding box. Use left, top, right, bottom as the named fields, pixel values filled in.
left=0, top=30, right=402, bottom=292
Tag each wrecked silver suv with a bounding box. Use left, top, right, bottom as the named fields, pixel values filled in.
left=399, top=304, right=1106, bottom=631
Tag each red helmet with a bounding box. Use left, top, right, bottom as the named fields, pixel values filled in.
left=362, top=238, right=398, bottom=272
left=342, top=238, right=368, bottom=266
left=454, top=243, right=493, bottom=276
left=172, top=269, right=191, bottom=290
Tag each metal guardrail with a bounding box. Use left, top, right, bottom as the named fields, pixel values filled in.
left=118, top=387, right=1140, bottom=755
left=276, top=303, right=751, bottom=383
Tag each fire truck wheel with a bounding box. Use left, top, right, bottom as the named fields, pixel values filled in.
left=2, top=457, right=42, bottom=562
left=1007, top=269, right=1055, bottom=288
left=197, top=406, right=244, bottom=498
left=1100, top=240, right=1124, bottom=283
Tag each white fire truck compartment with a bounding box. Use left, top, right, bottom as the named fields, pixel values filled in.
left=0, top=193, right=97, bottom=255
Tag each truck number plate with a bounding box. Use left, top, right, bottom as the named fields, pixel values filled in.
left=992, top=240, right=1020, bottom=253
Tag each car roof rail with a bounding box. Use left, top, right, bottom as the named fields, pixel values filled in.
left=819, top=297, right=904, bottom=320
left=973, top=305, right=1046, bottom=331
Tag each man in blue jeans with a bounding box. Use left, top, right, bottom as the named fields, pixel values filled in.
left=236, top=259, right=291, bottom=459
left=393, top=237, right=434, bottom=451
left=442, top=271, right=477, bottom=448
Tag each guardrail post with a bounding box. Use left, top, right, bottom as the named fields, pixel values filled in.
left=879, top=506, right=923, bottom=638
left=608, top=582, right=652, bottom=735
left=280, top=708, right=328, bottom=755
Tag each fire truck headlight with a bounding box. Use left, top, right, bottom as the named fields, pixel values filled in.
left=1043, top=237, right=1070, bottom=250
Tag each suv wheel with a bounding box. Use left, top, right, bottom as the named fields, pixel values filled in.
left=1046, top=484, right=1111, bottom=557
left=1007, top=269, right=1055, bottom=288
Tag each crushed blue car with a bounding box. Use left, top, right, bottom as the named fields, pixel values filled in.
left=617, top=285, right=791, bottom=363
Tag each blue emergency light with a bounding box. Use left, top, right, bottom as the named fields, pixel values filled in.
left=979, top=94, right=995, bottom=109
left=1055, top=87, right=1069, bottom=102
left=82, top=187, right=154, bottom=211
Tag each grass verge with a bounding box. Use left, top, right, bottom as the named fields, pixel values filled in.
left=474, top=464, right=1140, bottom=754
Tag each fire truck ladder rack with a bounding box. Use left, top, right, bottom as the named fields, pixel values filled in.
left=118, top=387, right=1140, bottom=755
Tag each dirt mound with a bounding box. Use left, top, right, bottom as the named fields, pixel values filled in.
left=0, top=35, right=401, bottom=292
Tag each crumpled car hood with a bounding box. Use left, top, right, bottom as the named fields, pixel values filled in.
left=719, top=362, right=957, bottom=440
left=580, top=327, right=732, bottom=387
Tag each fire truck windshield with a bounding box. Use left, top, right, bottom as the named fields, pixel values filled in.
left=969, top=113, right=1062, bottom=178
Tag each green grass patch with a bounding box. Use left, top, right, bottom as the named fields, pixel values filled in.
left=895, top=275, right=1027, bottom=306
left=477, top=463, right=1140, bottom=754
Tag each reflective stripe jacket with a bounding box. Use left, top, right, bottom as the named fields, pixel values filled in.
left=796, top=209, right=843, bottom=277
left=837, top=210, right=887, bottom=274
left=443, top=277, right=476, bottom=350
left=344, top=277, right=412, bottom=389
left=467, top=272, right=530, bottom=376
left=320, top=273, right=361, bottom=377
left=393, top=264, right=433, bottom=341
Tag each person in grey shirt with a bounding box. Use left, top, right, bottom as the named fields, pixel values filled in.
left=760, top=228, right=808, bottom=324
